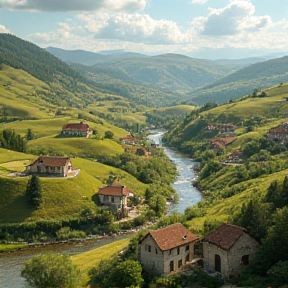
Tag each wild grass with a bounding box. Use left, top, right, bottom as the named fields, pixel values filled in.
left=72, top=237, right=130, bottom=287
left=187, top=168, right=288, bottom=235
left=0, top=243, right=28, bottom=252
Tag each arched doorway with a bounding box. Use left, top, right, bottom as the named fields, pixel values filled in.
left=215, top=254, right=221, bottom=273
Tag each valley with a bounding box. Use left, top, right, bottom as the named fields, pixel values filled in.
left=1, top=33, right=288, bottom=288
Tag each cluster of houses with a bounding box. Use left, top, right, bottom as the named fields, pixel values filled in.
left=138, top=222, right=259, bottom=279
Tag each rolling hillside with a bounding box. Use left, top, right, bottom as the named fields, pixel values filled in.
left=188, top=56, right=288, bottom=105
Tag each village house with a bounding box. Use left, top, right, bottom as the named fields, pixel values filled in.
left=119, top=135, right=137, bottom=145
left=216, top=124, right=237, bottom=133
left=202, top=223, right=259, bottom=279
left=267, top=122, right=288, bottom=143
left=26, top=156, right=73, bottom=177
left=97, top=185, right=131, bottom=210
left=210, top=137, right=237, bottom=151
left=138, top=223, right=199, bottom=275
left=61, top=121, right=92, bottom=137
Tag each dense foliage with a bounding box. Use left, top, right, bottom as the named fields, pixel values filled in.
left=21, top=253, right=79, bottom=288
left=0, top=129, right=27, bottom=152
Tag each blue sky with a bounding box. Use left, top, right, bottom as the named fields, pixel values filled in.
left=0, top=0, right=287, bottom=59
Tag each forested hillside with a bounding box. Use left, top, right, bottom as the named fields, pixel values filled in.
left=188, top=56, right=288, bottom=105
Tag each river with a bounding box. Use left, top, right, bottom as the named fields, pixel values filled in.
left=147, top=130, right=202, bottom=214
left=0, top=130, right=202, bottom=287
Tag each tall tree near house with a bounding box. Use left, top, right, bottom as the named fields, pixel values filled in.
left=25, top=175, right=42, bottom=207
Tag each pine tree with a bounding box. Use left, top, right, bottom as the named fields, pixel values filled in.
left=25, top=175, right=42, bottom=207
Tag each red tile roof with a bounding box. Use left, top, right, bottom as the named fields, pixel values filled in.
left=31, top=156, right=71, bottom=167
left=141, top=223, right=198, bottom=251
left=62, top=122, right=89, bottom=132
left=269, top=126, right=288, bottom=134
left=202, top=223, right=249, bottom=251
left=98, top=185, right=130, bottom=197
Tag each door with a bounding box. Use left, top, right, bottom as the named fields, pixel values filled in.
left=215, top=254, right=221, bottom=273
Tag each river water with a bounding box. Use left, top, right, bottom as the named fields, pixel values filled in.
left=147, top=130, right=202, bottom=214
left=0, top=130, right=202, bottom=287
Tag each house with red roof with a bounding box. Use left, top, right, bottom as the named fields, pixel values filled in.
left=61, top=121, right=92, bottom=137
left=26, top=156, right=73, bottom=177
left=138, top=223, right=199, bottom=275
left=97, top=185, right=130, bottom=210
left=267, top=122, right=288, bottom=143
left=202, top=223, right=259, bottom=279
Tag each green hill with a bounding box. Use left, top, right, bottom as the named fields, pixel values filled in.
left=0, top=148, right=148, bottom=223
left=188, top=56, right=288, bottom=105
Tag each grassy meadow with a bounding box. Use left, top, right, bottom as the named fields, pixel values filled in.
left=72, top=237, right=131, bottom=287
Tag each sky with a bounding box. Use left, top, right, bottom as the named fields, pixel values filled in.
left=0, top=0, right=287, bottom=59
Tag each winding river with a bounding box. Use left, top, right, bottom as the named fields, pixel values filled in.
left=0, top=130, right=202, bottom=287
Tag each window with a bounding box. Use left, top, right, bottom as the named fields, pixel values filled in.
left=178, top=259, right=182, bottom=268
left=155, top=248, right=158, bottom=254
left=177, top=247, right=180, bottom=255
left=111, top=196, right=114, bottom=203
left=241, top=255, right=249, bottom=266
left=170, top=261, right=174, bottom=272
left=103, top=195, right=108, bottom=201
left=169, top=249, right=172, bottom=255
left=186, top=254, right=189, bottom=263
left=185, top=245, right=189, bottom=252
left=145, top=244, right=151, bottom=252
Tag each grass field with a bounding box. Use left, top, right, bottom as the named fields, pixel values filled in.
left=0, top=243, right=28, bottom=252
left=72, top=237, right=130, bottom=287
left=27, top=137, right=124, bottom=159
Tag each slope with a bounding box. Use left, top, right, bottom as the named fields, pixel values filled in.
left=189, top=56, right=288, bottom=105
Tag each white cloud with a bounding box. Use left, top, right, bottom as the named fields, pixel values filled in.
left=0, top=24, right=10, bottom=33
left=79, top=13, right=187, bottom=45
left=0, top=0, right=149, bottom=12
left=194, top=0, right=271, bottom=36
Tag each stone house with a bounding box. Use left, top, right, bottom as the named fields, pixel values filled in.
left=61, top=121, right=92, bottom=137
left=216, top=124, right=237, bottom=133
left=138, top=223, right=199, bottom=275
left=202, top=223, right=259, bottom=279
left=26, top=156, right=73, bottom=177
left=267, top=122, right=288, bottom=143
left=97, top=185, right=130, bottom=210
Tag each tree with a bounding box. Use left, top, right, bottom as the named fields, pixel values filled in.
left=149, top=194, right=166, bottom=217
left=111, top=260, right=143, bottom=288
left=25, top=175, right=42, bottom=207
left=21, top=253, right=79, bottom=288
left=104, top=130, right=114, bottom=139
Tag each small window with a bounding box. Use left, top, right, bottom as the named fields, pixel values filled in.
left=241, top=255, right=249, bottom=266
left=148, top=245, right=151, bottom=252
left=170, top=261, right=174, bottom=272
left=155, top=248, right=158, bottom=254
left=111, top=196, right=114, bottom=203
left=186, top=254, right=189, bottom=262
left=185, top=245, right=189, bottom=252
left=103, top=195, right=108, bottom=201
left=177, top=247, right=180, bottom=255
left=178, top=259, right=182, bottom=268
left=169, top=249, right=172, bottom=255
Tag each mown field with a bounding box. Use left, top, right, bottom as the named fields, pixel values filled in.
left=72, top=237, right=131, bottom=287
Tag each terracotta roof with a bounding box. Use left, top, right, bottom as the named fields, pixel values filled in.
left=269, top=126, right=288, bottom=134
left=62, top=122, right=89, bottom=132
left=98, top=185, right=130, bottom=197
left=142, top=223, right=198, bottom=251
left=202, top=223, right=248, bottom=251
left=31, top=156, right=71, bottom=167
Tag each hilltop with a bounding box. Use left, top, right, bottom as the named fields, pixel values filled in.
left=188, top=56, right=288, bottom=105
